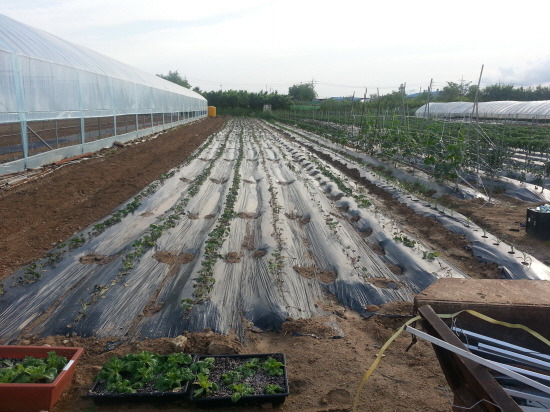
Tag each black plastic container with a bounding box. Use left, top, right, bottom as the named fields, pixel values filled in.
left=87, top=352, right=196, bottom=403
left=189, top=353, right=289, bottom=407
left=526, top=208, right=550, bottom=240
left=88, top=380, right=190, bottom=403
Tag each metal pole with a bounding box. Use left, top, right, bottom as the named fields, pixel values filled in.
left=55, top=119, right=59, bottom=148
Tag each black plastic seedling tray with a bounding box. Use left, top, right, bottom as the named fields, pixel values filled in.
left=87, top=352, right=196, bottom=403
left=189, top=353, right=289, bottom=407
left=88, top=380, right=191, bottom=403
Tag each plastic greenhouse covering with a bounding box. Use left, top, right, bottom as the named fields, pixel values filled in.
left=415, top=101, right=550, bottom=120
left=0, top=14, right=206, bottom=124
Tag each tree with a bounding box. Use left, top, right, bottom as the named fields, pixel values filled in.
left=437, top=81, right=471, bottom=102
left=157, top=70, right=191, bottom=89
left=288, top=83, right=317, bottom=101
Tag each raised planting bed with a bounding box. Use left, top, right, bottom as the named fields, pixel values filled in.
left=0, top=345, right=83, bottom=412
left=190, top=353, right=289, bottom=406
left=88, top=351, right=195, bottom=402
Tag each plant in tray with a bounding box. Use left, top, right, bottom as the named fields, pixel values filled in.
left=0, top=346, right=83, bottom=412
left=0, top=351, right=68, bottom=384
left=90, top=351, right=195, bottom=397
left=190, top=354, right=288, bottom=406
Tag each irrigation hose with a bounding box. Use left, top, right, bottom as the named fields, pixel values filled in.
left=352, top=309, right=550, bottom=412
left=352, top=315, right=421, bottom=411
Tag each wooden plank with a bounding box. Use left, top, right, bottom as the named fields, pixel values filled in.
left=418, top=304, right=522, bottom=412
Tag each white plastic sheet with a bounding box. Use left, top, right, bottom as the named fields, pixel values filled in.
left=0, top=14, right=207, bottom=123
left=415, top=101, right=550, bottom=120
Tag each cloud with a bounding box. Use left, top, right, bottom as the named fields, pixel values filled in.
left=492, top=57, right=550, bottom=87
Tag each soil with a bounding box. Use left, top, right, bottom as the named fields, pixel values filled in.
left=1, top=116, right=549, bottom=411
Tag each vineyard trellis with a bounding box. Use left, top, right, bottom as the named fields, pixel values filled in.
left=275, top=108, right=550, bottom=197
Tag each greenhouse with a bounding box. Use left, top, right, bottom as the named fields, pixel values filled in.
left=0, top=14, right=207, bottom=173
left=415, top=101, right=550, bottom=120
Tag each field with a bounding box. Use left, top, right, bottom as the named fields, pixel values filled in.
left=0, top=116, right=549, bottom=411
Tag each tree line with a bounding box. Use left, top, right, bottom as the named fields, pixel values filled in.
left=157, top=70, right=550, bottom=113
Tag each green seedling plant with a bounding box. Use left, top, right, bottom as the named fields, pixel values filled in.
left=81, top=134, right=230, bottom=321
left=262, top=357, right=284, bottom=376
left=190, top=132, right=243, bottom=304
left=190, top=357, right=215, bottom=375
left=193, top=373, right=218, bottom=398
left=393, top=232, right=416, bottom=248
left=13, top=263, right=42, bottom=287
left=221, top=370, right=243, bottom=385
left=0, top=351, right=67, bottom=384
left=422, top=251, right=440, bottom=261
left=229, top=383, right=254, bottom=402
left=94, top=350, right=195, bottom=394
left=520, top=251, right=532, bottom=266
left=264, top=384, right=284, bottom=394
left=68, top=235, right=85, bottom=250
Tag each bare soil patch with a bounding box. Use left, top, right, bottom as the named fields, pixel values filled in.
left=79, top=254, right=116, bottom=265
left=293, top=265, right=338, bottom=283
left=440, top=194, right=550, bottom=266
left=225, top=252, right=241, bottom=263
left=153, top=251, right=195, bottom=266
left=237, top=212, right=261, bottom=219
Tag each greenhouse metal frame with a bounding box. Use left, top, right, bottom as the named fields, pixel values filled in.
left=0, top=14, right=207, bottom=174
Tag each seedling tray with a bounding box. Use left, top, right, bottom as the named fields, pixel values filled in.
left=87, top=352, right=196, bottom=403
left=88, top=380, right=190, bottom=403
left=0, top=345, right=83, bottom=412
left=190, top=353, right=289, bottom=407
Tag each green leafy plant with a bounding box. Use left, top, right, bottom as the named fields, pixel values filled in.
left=155, top=368, right=194, bottom=392
left=193, top=373, right=218, bottom=398
left=264, top=384, right=284, bottom=394
left=221, top=369, right=243, bottom=385
left=422, top=251, right=440, bottom=261
left=94, top=351, right=195, bottom=394
left=229, top=383, right=254, bottom=402
left=261, top=357, right=284, bottom=376
left=0, top=351, right=67, bottom=384
left=190, top=357, right=215, bottom=375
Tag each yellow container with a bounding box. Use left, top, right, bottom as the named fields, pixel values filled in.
left=208, top=106, right=216, bottom=117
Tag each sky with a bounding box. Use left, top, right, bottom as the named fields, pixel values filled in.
left=2, top=0, right=550, bottom=99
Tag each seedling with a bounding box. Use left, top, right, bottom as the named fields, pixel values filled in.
left=262, top=357, right=284, bottom=376
left=0, top=351, right=68, bottom=384
left=264, top=384, right=284, bottom=394
left=229, top=383, right=254, bottom=402
left=520, top=251, right=532, bottom=266
left=191, top=357, right=215, bottom=375
left=422, top=251, right=440, bottom=261
left=193, top=373, right=219, bottom=398
left=68, top=235, right=85, bottom=250
left=180, top=298, right=194, bottom=311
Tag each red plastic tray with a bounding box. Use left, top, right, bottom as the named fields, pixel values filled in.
left=0, top=345, right=83, bottom=412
